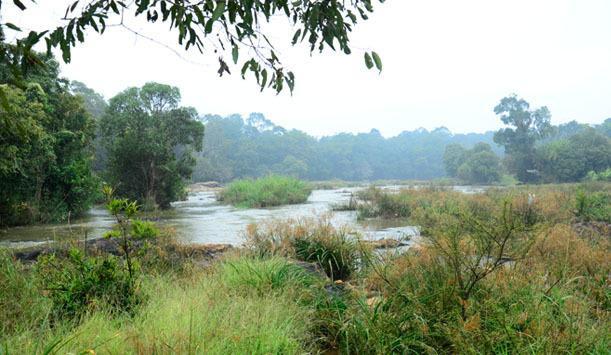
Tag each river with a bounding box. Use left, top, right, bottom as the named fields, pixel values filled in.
left=0, top=187, right=417, bottom=249
left=0, top=185, right=484, bottom=249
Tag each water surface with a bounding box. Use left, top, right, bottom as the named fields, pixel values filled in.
left=0, top=185, right=483, bottom=249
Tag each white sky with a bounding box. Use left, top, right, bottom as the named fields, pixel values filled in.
left=3, top=0, right=611, bottom=137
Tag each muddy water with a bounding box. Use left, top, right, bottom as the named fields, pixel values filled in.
left=0, top=188, right=414, bottom=249
left=0, top=185, right=483, bottom=249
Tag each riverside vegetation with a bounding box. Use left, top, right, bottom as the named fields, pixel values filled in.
left=1, top=183, right=609, bottom=353
left=217, top=175, right=313, bottom=208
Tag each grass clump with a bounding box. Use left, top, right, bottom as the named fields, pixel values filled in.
left=0, top=249, right=51, bottom=335
left=218, top=175, right=312, bottom=208
left=245, top=216, right=369, bottom=281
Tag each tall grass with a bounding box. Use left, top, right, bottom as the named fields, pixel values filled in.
left=0, top=249, right=50, bottom=335
left=2, top=183, right=609, bottom=354
left=217, top=175, right=312, bottom=208
left=1, top=257, right=324, bottom=354
left=245, top=216, right=369, bottom=280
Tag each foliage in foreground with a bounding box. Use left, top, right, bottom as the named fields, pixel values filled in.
left=218, top=175, right=312, bottom=208
left=2, top=184, right=609, bottom=354
left=1, top=256, right=322, bottom=354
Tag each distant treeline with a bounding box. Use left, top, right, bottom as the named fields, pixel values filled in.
left=192, top=113, right=610, bottom=183
left=193, top=113, right=501, bottom=182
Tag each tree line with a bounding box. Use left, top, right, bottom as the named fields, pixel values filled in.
left=192, top=113, right=501, bottom=182
left=443, top=96, right=610, bottom=184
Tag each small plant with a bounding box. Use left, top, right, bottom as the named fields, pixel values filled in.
left=413, top=198, right=536, bottom=320
left=103, top=185, right=160, bottom=278
left=37, top=248, right=139, bottom=320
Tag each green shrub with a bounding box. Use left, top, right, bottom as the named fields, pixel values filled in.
left=36, top=249, right=142, bottom=320
left=245, top=218, right=368, bottom=280
left=293, top=235, right=360, bottom=281
left=584, top=168, right=611, bottom=182
left=574, top=189, right=610, bottom=223
left=218, top=175, right=312, bottom=208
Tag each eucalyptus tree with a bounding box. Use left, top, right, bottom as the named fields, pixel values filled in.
left=100, top=82, right=204, bottom=209
left=493, top=95, right=552, bottom=183
left=1, top=0, right=384, bottom=95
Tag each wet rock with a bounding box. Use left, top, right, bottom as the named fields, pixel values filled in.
left=293, top=260, right=326, bottom=277
left=189, top=182, right=223, bottom=192
left=12, top=238, right=233, bottom=265
left=363, top=238, right=409, bottom=249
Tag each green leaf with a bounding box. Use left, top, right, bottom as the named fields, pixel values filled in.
left=12, top=0, right=26, bottom=11
left=364, top=52, right=373, bottom=69
left=232, top=45, right=239, bottom=64
left=292, top=29, right=301, bottom=45
left=212, top=1, right=226, bottom=21
left=372, top=51, right=382, bottom=72
left=4, top=23, right=22, bottom=32
left=205, top=1, right=226, bottom=33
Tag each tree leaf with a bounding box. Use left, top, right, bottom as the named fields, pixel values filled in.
left=4, top=23, right=22, bottom=32
left=232, top=45, right=239, bottom=64
left=372, top=51, right=382, bottom=72
left=364, top=52, right=373, bottom=69
left=12, top=0, right=26, bottom=11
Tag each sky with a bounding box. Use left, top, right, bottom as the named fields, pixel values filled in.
left=3, top=0, right=611, bottom=137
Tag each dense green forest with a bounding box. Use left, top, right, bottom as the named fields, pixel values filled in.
left=191, top=111, right=610, bottom=184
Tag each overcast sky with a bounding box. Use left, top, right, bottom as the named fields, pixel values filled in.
left=4, top=0, right=611, bottom=137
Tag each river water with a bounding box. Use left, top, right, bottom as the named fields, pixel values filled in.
left=0, top=187, right=420, bottom=249
left=0, top=186, right=484, bottom=249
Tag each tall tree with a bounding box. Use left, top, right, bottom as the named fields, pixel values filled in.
left=0, top=54, right=98, bottom=226
left=443, top=143, right=467, bottom=177
left=70, top=80, right=108, bottom=172
left=493, top=95, right=552, bottom=183
left=101, top=82, right=204, bottom=209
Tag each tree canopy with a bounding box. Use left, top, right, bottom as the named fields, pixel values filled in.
left=101, top=82, right=204, bottom=209
left=443, top=142, right=501, bottom=184
left=493, top=95, right=552, bottom=183
left=0, top=0, right=384, bottom=94
left=0, top=54, right=98, bottom=226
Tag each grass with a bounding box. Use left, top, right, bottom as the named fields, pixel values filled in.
left=2, top=182, right=609, bottom=354
left=217, top=175, right=312, bottom=208
left=244, top=216, right=369, bottom=280
left=1, top=256, right=324, bottom=354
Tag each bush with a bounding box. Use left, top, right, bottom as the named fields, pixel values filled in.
left=218, top=175, right=312, bottom=208
left=36, top=249, right=142, bottom=320
left=245, top=217, right=368, bottom=280
left=574, top=189, right=611, bottom=223
left=584, top=168, right=611, bottom=182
